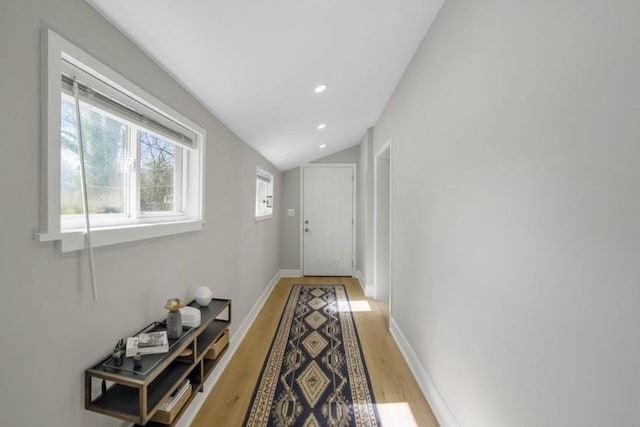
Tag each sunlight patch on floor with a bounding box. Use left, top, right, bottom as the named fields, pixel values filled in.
left=337, top=300, right=372, bottom=312
left=376, top=402, right=418, bottom=427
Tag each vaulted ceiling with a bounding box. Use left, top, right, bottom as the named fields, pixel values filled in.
left=87, top=0, right=444, bottom=171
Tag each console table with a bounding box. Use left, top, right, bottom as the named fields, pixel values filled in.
left=84, top=298, right=231, bottom=426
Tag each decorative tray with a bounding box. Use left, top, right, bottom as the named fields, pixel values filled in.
left=101, top=322, right=193, bottom=377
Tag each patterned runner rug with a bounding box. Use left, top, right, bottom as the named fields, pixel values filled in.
left=244, top=285, right=380, bottom=427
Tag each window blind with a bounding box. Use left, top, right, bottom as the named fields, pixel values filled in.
left=60, top=60, right=196, bottom=150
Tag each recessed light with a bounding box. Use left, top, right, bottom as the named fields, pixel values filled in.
left=319, top=144, right=327, bottom=149
left=314, top=84, right=327, bottom=93
left=317, top=123, right=327, bottom=130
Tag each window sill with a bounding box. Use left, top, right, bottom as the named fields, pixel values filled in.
left=36, top=219, right=203, bottom=252
left=255, top=214, right=273, bottom=222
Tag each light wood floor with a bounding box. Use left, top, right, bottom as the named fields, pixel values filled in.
left=192, top=276, right=438, bottom=427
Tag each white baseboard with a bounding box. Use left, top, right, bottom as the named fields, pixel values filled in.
left=175, top=269, right=282, bottom=426
left=389, top=317, right=459, bottom=427
left=356, top=270, right=375, bottom=297
left=280, top=269, right=302, bottom=278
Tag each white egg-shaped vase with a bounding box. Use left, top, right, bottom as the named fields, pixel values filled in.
left=194, top=286, right=213, bottom=306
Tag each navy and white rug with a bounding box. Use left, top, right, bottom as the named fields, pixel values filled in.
left=244, top=285, right=380, bottom=427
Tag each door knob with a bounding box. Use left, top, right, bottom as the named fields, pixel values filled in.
left=304, top=228, right=310, bottom=232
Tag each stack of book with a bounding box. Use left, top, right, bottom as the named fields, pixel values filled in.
left=158, top=379, right=191, bottom=412
left=125, top=331, right=169, bottom=357
left=150, top=379, right=192, bottom=423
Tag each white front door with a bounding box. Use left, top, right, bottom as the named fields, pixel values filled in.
left=302, top=164, right=355, bottom=276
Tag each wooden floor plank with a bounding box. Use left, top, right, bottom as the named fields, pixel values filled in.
left=191, top=276, right=438, bottom=427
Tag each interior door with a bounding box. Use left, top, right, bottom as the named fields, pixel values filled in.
left=303, top=165, right=355, bottom=276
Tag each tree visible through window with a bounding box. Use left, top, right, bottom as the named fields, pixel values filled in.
left=139, top=132, right=177, bottom=213
left=60, top=95, right=126, bottom=215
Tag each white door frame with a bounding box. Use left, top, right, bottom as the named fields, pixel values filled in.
left=373, top=139, right=392, bottom=314
left=300, top=163, right=357, bottom=277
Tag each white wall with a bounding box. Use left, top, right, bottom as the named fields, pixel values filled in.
left=0, top=1, right=280, bottom=426
left=374, top=0, right=640, bottom=425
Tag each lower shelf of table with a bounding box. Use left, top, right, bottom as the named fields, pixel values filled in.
left=139, top=382, right=204, bottom=427
left=89, top=361, right=192, bottom=420
left=135, top=344, right=229, bottom=426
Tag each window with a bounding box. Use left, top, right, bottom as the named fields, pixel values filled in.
left=255, top=168, right=274, bottom=219
left=38, top=30, right=206, bottom=252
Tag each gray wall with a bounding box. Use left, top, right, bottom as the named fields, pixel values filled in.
left=373, top=0, right=640, bottom=425
left=279, top=145, right=360, bottom=271
left=0, top=1, right=280, bottom=426
left=374, top=157, right=390, bottom=301
left=357, top=129, right=374, bottom=289
left=311, top=145, right=359, bottom=164
left=279, top=167, right=301, bottom=270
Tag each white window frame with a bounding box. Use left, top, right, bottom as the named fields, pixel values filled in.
left=58, top=97, right=187, bottom=229
left=255, top=167, right=274, bottom=220
left=37, top=30, right=206, bottom=252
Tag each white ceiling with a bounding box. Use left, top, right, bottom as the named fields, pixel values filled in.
left=87, top=0, right=444, bottom=171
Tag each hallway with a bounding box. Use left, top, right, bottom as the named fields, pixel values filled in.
left=192, top=277, right=438, bottom=426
